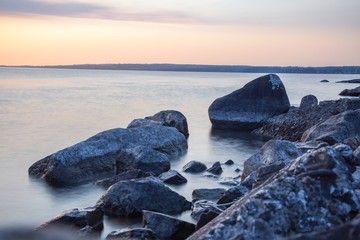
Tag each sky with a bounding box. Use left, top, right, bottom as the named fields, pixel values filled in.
left=0, top=0, right=360, bottom=66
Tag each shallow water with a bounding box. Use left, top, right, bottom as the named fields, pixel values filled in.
left=0, top=67, right=358, bottom=236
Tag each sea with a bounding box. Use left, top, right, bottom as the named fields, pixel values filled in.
left=0, top=67, right=359, bottom=237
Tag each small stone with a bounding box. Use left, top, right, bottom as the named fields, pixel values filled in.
left=158, top=170, right=187, bottom=185
left=224, top=159, right=235, bottom=165
left=182, top=161, right=207, bottom=173
left=207, top=161, right=223, bottom=175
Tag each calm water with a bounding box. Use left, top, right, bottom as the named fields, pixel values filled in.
left=0, top=67, right=359, bottom=236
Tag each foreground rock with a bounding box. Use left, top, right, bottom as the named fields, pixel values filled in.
left=29, top=111, right=188, bottom=186
left=96, top=176, right=191, bottom=217
left=188, top=146, right=360, bottom=240
left=339, top=86, right=360, bottom=97
left=143, top=210, right=195, bottom=240
left=105, top=228, right=157, bottom=240
left=255, top=98, right=360, bottom=141
left=208, top=74, right=290, bottom=130
left=37, top=207, right=103, bottom=233
left=302, top=110, right=360, bottom=144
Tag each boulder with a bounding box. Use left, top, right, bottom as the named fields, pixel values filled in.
left=96, top=176, right=191, bottom=217
left=37, top=207, right=103, bottom=232
left=187, top=147, right=360, bottom=240
left=143, top=210, right=196, bottom=240
left=192, top=188, right=226, bottom=202
left=208, top=74, right=290, bottom=130
left=241, top=140, right=301, bottom=180
left=339, top=86, right=360, bottom=97
left=128, top=110, right=189, bottom=138
left=182, top=161, right=207, bottom=173
left=158, top=170, right=187, bottom=185
left=95, top=169, right=152, bottom=188
left=207, top=161, right=223, bottom=175
left=301, top=110, right=360, bottom=144
left=105, top=228, right=157, bottom=240
left=299, top=95, right=318, bottom=111
left=29, top=115, right=188, bottom=186
left=254, top=98, right=360, bottom=141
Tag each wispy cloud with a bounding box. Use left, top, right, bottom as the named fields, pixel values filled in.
left=0, top=0, right=200, bottom=23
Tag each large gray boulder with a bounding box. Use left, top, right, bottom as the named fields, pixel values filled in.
left=301, top=109, right=360, bottom=144
left=188, top=146, right=360, bottom=240
left=96, top=176, right=191, bottom=217
left=29, top=115, right=188, bottom=186
left=208, top=74, right=290, bottom=130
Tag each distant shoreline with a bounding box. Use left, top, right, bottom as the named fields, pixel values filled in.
left=1, top=63, right=360, bottom=74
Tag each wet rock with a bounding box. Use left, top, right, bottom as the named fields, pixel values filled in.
left=207, top=161, right=223, bottom=175
left=242, top=140, right=301, bottom=180
left=188, top=147, right=360, bottom=240
left=95, top=169, right=152, bottom=188
left=143, top=210, right=195, bottom=240
left=217, top=185, right=250, bottom=204
left=29, top=112, right=188, bottom=186
left=105, top=228, right=157, bottom=240
left=320, top=79, right=329, bottom=83
left=301, top=109, right=360, bottom=144
left=192, top=188, right=226, bottom=202
left=0, top=228, right=79, bottom=240
left=96, top=176, right=191, bottom=217
left=37, top=207, right=103, bottom=232
left=191, top=200, right=223, bottom=229
left=158, top=170, right=187, bottom=185
left=339, top=86, right=360, bottom=97
left=208, top=74, right=290, bottom=130
left=299, top=95, right=318, bottom=111
left=255, top=98, right=360, bottom=141
left=182, top=161, right=207, bottom=173
left=336, top=79, right=360, bottom=83
left=128, top=110, right=189, bottom=138
left=224, top=159, right=234, bottom=165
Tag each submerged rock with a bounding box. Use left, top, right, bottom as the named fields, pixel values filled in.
left=188, top=146, right=360, bottom=240
left=192, top=188, right=226, bottom=202
left=105, top=228, right=157, bottom=240
left=29, top=111, right=188, bottom=186
left=143, top=210, right=195, bottom=240
left=301, top=109, right=360, bottom=144
left=96, top=176, right=191, bottom=217
left=208, top=74, right=290, bottom=130
left=182, top=161, right=207, bottom=173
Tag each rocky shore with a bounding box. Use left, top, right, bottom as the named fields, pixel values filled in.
left=3, top=74, right=360, bottom=239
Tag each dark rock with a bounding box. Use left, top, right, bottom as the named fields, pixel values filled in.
left=343, top=137, right=360, bottom=150
left=234, top=168, right=241, bottom=173
left=290, top=214, right=360, bottom=240
left=95, top=169, right=152, bottom=188
left=217, top=185, right=250, bottom=204
left=29, top=117, right=188, bottom=186
left=142, top=210, right=195, bottom=240
left=187, top=147, right=360, bottom=240
left=320, top=79, right=329, bottom=83
left=158, top=170, right=187, bottom=185
left=353, top=147, right=360, bottom=166
left=37, top=207, right=103, bottom=232
left=336, top=79, right=360, bottom=83
left=182, top=161, right=207, bottom=173
left=96, top=176, right=191, bottom=217
left=224, top=159, right=234, bottom=165
left=197, top=210, right=220, bottom=230
left=254, top=98, right=360, bottom=141
left=105, top=228, right=157, bottom=240
left=299, top=95, right=318, bottom=110
left=192, top=188, right=226, bottom=202
left=191, top=200, right=222, bottom=221
left=208, top=74, right=290, bottom=130
left=339, top=86, right=360, bottom=97
left=294, top=140, right=329, bottom=153
left=206, top=161, right=223, bottom=175
left=128, top=110, right=189, bottom=138
left=301, top=109, right=360, bottom=144
left=242, top=140, right=301, bottom=180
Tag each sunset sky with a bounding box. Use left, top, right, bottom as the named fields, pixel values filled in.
left=1, top=0, right=359, bottom=66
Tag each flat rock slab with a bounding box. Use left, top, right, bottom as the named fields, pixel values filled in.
left=97, top=176, right=191, bottom=217
left=29, top=124, right=187, bottom=186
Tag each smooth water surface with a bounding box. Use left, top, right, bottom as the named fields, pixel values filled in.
left=0, top=67, right=359, bottom=235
